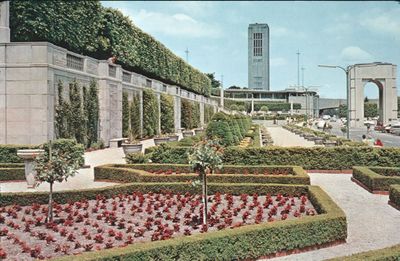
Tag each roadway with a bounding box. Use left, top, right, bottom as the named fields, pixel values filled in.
left=315, top=121, right=400, bottom=148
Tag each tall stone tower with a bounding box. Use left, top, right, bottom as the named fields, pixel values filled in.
left=248, top=23, right=269, bottom=90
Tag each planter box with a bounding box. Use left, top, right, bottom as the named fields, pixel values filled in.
left=154, top=137, right=170, bottom=146
left=122, top=144, right=143, bottom=155
left=194, top=129, right=204, bottom=135
left=182, top=131, right=194, bottom=137
left=168, top=135, right=179, bottom=142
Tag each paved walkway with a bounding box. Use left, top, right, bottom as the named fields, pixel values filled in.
left=270, top=173, right=400, bottom=260
left=265, top=126, right=316, bottom=147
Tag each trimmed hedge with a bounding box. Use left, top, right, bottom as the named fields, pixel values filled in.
left=160, top=93, right=175, bottom=134
left=327, top=244, right=400, bottom=260
left=51, top=185, right=345, bottom=261
left=0, top=165, right=25, bottom=181
left=148, top=145, right=400, bottom=170
left=94, top=164, right=310, bottom=185
left=0, top=145, right=37, bottom=163
left=353, top=167, right=400, bottom=192
left=142, top=89, right=159, bottom=137
left=389, top=185, right=400, bottom=211
left=1, top=182, right=346, bottom=261
left=10, top=1, right=211, bottom=96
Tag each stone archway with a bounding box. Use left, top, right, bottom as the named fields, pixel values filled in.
left=349, top=62, right=397, bottom=128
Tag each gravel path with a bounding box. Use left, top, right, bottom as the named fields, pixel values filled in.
left=265, top=126, right=316, bottom=147
left=269, top=173, right=400, bottom=261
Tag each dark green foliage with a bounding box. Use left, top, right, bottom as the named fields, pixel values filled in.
left=352, top=167, right=400, bottom=192
left=94, top=164, right=310, bottom=185
left=68, top=80, right=86, bottom=145
left=142, top=89, right=159, bottom=137
left=160, top=94, right=175, bottom=134
left=42, top=139, right=85, bottom=167
left=55, top=80, right=99, bottom=148
left=84, top=80, right=99, bottom=147
left=130, top=94, right=141, bottom=139
left=389, top=185, right=400, bottom=211
left=10, top=1, right=211, bottom=96
left=55, top=80, right=68, bottom=138
left=125, top=153, right=149, bottom=164
left=181, top=99, right=200, bottom=129
left=0, top=165, right=25, bottom=181
left=327, top=243, right=400, bottom=260
left=204, top=104, right=215, bottom=123
left=0, top=145, right=38, bottom=163
left=148, top=145, right=400, bottom=170
left=168, top=135, right=203, bottom=147
left=206, top=113, right=251, bottom=146
left=122, top=92, right=130, bottom=137
left=364, top=102, right=378, bottom=118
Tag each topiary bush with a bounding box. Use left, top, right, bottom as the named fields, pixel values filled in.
left=181, top=99, right=193, bottom=130
left=122, top=92, right=130, bottom=137
left=160, top=94, right=175, bottom=134
left=142, top=89, right=159, bottom=137
left=130, top=94, right=141, bottom=139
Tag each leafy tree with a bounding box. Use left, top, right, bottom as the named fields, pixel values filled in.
left=86, top=80, right=99, bottom=147
left=130, top=94, right=141, bottom=139
left=364, top=96, right=369, bottom=103
left=55, top=80, right=68, bottom=138
left=142, top=89, right=159, bottom=137
left=228, top=85, right=241, bottom=89
left=181, top=99, right=193, bottom=129
left=68, top=80, right=86, bottom=145
left=364, top=102, right=378, bottom=118
left=188, top=140, right=223, bottom=225
left=160, top=94, right=175, bottom=134
left=230, top=104, right=239, bottom=111
left=122, top=92, right=130, bottom=137
left=260, top=106, right=269, bottom=112
left=35, top=141, right=81, bottom=222
left=205, top=73, right=221, bottom=89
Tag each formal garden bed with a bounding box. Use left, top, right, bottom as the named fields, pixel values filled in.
left=94, top=164, right=310, bottom=185
left=0, top=183, right=346, bottom=260
left=389, top=185, right=400, bottom=211
left=352, top=167, right=400, bottom=194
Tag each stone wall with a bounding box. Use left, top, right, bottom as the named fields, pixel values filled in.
left=0, top=42, right=218, bottom=145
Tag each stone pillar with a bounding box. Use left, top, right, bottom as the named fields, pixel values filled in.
left=139, top=90, right=143, bottom=138
left=156, top=92, right=161, bottom=135
left=200, top=101, right=205, bottom=126
left=98, top=62, right=110, bottom=144
left=174, top=96, right=181, bottom=132
left=0, top=1, right=10, bottom=43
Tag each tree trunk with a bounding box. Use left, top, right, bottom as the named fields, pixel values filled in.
left=47, top=182, right=53, bottom=222
left=202, top=169, right=208, bottom=225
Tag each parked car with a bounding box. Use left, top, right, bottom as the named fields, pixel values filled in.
left=322, top=115, right=331, bottom=120
left=364, top=120, right=375, bottom=126
left=384, top=124, right=393, bottom=133
left=390, top=123, right=400, bottom=135
left=374, top=124, right=385, bottom=132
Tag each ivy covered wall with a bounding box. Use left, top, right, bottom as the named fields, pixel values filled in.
left=10, top=0, right=211, bottom=96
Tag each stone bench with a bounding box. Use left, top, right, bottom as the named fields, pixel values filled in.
left=109, top=138, right=128, bottom=148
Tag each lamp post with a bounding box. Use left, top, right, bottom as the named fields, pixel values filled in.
left=318, top=64, right=352, bottom=139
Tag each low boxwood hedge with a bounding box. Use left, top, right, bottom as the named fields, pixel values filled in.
left=0, top=164, right=25, bottom=181
left=94, top=164, right=310, bottom=185
left=327, top=244, right=400, bottom=260
left=389, top=185, right=400, bottom=210
left=0, top=145, right=37, bottom=163
left=147, top=145, right=400, bottom=170
left=11, top=183, right=342, bottom=261
left=353, top=167, right=400, bottom=192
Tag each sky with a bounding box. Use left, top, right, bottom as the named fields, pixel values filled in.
left=102, top=1, right=400, bottom=99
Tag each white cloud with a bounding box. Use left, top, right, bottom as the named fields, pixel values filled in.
left=270, top=57, right=287, bottom=67
left=118, top=9, right=222, bottom=38
left=340, top=46, right=374, bottom=62
left=170, top=2, right=216, bottom=17
left=359, top=8, right=400, bottom=41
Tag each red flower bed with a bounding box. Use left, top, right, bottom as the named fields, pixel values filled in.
left=0, top=192, right=316, bottom=260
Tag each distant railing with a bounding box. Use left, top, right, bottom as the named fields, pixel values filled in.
left=66, top=53, right=83, bottom=71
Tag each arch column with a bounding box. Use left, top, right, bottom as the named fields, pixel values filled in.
left=0, top=1, right=10, bottom=43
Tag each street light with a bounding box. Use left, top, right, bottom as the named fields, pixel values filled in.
left=318, top=64, right=352, bottom=139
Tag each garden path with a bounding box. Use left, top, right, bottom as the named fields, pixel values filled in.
left=269, top=173, right=400, bottom=261
left=264, top=126, right=316, bottom=147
